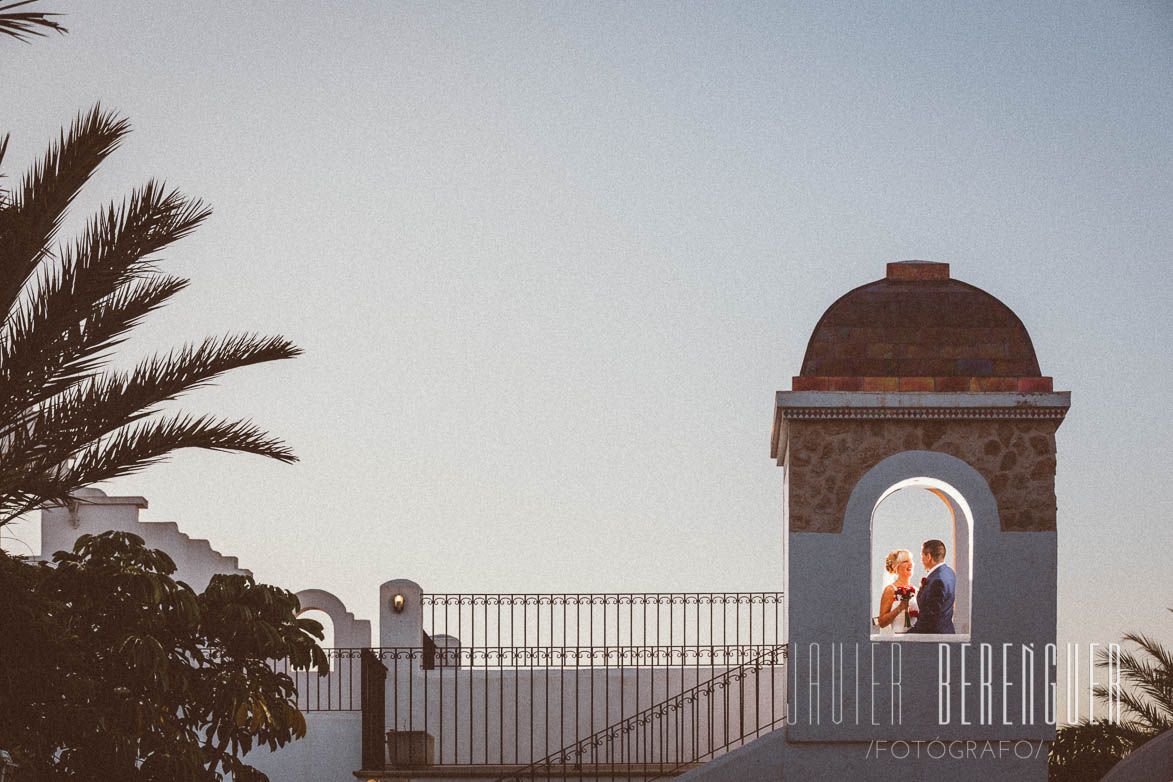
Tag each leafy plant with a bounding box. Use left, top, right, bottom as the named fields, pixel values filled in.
left=0, top=531, right=328, bottom=780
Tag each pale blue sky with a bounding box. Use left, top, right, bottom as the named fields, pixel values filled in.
left=1, top=2, right=1170, bottom=662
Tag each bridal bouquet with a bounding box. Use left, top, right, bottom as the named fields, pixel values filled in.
left=894, top=585, right=915, bottom=629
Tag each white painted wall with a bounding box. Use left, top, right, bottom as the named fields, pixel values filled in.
left=380, top=663, right=785, bottom=767
left=679, top=447, right=1056, bottom=781
left=39, top=488, right=250, bottom=592
left=784, top=450, right=1055, bottom=744
left=239, top=712, right=362, bottom=782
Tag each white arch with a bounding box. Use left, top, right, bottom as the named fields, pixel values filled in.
left=294, top=588, right=372, bottom=648
left=846, top=451, right=992, bottom=642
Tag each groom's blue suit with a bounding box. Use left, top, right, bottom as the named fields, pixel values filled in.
left=907, top=563, right=956, bottom=634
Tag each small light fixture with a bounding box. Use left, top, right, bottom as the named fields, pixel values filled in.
left=392, top=593, right=406, bottom=613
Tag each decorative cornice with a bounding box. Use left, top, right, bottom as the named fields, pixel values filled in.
left=779, top=406, right=1068, bottom=421
left=776, top=390, right=1070, bottom=409
left=770, top=390, right=1071, bottom=459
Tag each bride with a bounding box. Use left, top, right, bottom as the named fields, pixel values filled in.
left=876, top=548, right=919, bottom=635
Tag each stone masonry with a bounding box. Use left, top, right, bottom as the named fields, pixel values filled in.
left=785, top=417, right=1059, bottom=533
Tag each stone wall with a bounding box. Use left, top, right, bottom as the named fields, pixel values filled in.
left=785, top=418, right=1059, bottom=532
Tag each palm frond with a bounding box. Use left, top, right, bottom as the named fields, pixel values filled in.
left=0, top=106, right=128, bottom=316
left=1, top=333, right=300, bottom=472
left=0, top=181, right=209, bottom=418
left=3, top=414, right=295, bottom=521
left=0, top=108, right=301, bottom=528
left=1094, top=628, right=1173, bottom=737
left=0, top=275, right=189, bottom=433
left=55, top=178, right=211, bottom=283
left=1120, top=632, right=1173, bottom=678
left=1094, top=683, right=1172, bottom=734
left=0, top=132, right=9, bottom=201
left=69, top=411, right=298, bottom=474
left=0, top=0, right=66, bottom=42
left=1113, top=649, right=1173, bottom=715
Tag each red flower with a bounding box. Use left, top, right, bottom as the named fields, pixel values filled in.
left=921, top=577, right=928, bottom=587
left=909, top=610, right=919, bottom=618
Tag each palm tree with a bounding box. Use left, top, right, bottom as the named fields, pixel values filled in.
left=0, top=0, right=65, bottom=41
left=1092, top=612, right=1173, bottom=744
left=0, top=106, right=300, bottom=525
left=1049, top=610, right=1173, bottom=779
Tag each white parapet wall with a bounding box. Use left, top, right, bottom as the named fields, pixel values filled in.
left=37, top=489, right=370, bottom=782
left=240, top=712, right=363, bottom=782
left=39, top=487, right=251, bottom=593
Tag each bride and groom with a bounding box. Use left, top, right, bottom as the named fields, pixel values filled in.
left=876, top=539, right=956, bottom=635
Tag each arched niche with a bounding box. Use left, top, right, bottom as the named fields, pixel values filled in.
left=840, top=450, right=999, bottom=643
left=293, top=588, right=372, bottom=649
left=868, top=476, right=973, bottom=640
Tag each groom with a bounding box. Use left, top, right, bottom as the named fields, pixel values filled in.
left=906, top=539, right=956, bottom=634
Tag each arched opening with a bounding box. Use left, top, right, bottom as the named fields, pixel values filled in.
left=297, top=608, right=335, bottom=649
left=869, top=476, right=973, bottom=640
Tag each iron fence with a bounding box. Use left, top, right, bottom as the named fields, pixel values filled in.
left=421, top=592, right=783, bottom=651
left=278, top=591, right=787, bottom=775
left=272, top=648, right=364, bottom=711
left=374, top=643, right=784, bottom=767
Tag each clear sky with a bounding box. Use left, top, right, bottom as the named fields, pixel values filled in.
left=1, top=1, right=1170, bottom=668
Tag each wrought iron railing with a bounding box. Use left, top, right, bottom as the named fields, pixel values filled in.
left=277, top=591, right=786, bottom=774
left=272, top=648, right=364, bottom=711
left=421, top=592, right=783, bottom=651
left=373, top=643, right=782, bottom=767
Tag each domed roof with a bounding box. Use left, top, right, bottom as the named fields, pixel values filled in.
left=794, top=261, right=1051, bottom=392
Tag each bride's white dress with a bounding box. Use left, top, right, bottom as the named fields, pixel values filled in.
left=877, top=585, right=919, bottom=636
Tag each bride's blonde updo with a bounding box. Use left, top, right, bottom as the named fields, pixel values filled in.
left=884, top=549, right=912, bottom=574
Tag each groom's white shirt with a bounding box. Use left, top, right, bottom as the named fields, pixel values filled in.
left=925, top=562, right=944, bottom=578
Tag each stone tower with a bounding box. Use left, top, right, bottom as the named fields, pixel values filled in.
left=770, top=261, right=1068, bottom=780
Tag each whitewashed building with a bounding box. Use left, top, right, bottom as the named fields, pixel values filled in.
left=35, top=262, right=1066, bottom=781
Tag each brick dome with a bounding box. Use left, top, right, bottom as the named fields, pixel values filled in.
left=793, top=261, right=1052, bottom=392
